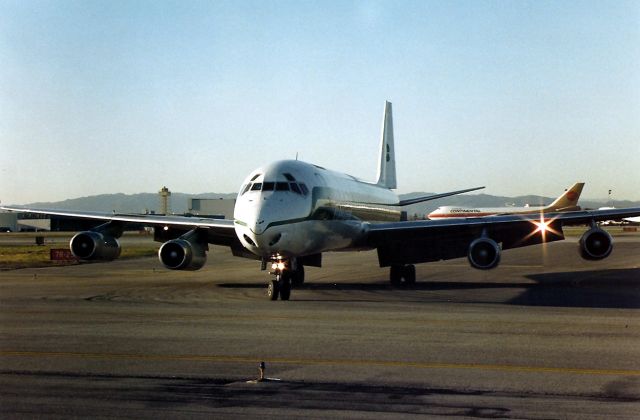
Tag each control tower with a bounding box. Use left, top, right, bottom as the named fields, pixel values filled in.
left=159, top=186, right=171, bottom=215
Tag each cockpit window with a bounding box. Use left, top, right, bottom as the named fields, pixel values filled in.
left=243, top=179, right=308, bottom=196
left=283, top=173, right=296, bottom=181
left=250, top=174, right=261, bottom=181
left=275, top=182, right=289, bottom=191
left=262, top=182, right=275, bottom=191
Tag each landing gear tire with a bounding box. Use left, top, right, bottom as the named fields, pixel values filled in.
left=267, top=279, right=280, bottom=301
left=278, top=272, right=292, bottom=301
left=403, top=264, right=416, bottom=285
left=291, top=265, right=305, bottom=287
left=390, top=264, right=416, bottom=286
left=390, top=265, right=403, bottom=286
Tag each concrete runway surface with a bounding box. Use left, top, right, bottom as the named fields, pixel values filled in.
left=1, top=232, right=639, bottom=418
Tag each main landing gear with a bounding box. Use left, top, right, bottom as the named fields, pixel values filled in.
left=390, top=264, right=416, bottom=286
left=266, top=260, right=305, bottom=301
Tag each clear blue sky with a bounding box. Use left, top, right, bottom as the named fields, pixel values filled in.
left=1, top=0, right=639, bottom=204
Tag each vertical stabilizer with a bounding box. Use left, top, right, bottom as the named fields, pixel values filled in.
left=547, top=182, right=585, bottom=211
left=376, top=101, right=397, bottom=189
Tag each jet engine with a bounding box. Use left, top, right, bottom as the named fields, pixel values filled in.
left=70, top=231, right=121, bottom=260
left=468, top=237, right=501, bottom=270
left=579, top=227, right=613, bottom=260
left=158, top=238, right=207, bottom=270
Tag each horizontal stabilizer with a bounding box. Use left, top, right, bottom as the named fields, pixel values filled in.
left=395, top=186, right=485, bottom=207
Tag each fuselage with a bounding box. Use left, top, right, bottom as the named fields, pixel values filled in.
left=233, top=160, right=400, bottom=258
left=428, top=205, right=548, bottom=219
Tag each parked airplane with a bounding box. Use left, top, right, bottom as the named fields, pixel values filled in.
left=598, top=207, right=640, bottom=225
left=2, top=101, right=639, bottom=300
left=427, top=182, right=585, bottom=220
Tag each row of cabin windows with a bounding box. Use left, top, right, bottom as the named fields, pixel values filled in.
left=241, top=181, right=309, bottom=196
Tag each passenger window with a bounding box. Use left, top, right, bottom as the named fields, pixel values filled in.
left=251, top=183, right=262, bottom=191
left=276, top=182, right=289, bottom=191
left=262, top=182, right=275, bottom=191
left=290, top=183, right=301, bottom=194
left=299, top=183, right=309, bottom=195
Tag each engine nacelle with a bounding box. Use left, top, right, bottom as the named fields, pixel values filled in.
left=468, top=237, right=501, bottom=270
left=579, top=228, right=613, bottom=260
left=70, top=231, right=121, bottom=260
left=158, top=238, right=207, bottom=270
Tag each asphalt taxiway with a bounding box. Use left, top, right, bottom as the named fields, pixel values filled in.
left=1, top=232, right=639, bottom=418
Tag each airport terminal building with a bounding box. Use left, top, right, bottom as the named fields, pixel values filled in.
left=0, top=212, right=49, bottom=232
left=187, top=198, right=235, bottom=219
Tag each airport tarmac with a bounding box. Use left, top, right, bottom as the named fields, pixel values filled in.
left=1, top=232, right=639, bottom=418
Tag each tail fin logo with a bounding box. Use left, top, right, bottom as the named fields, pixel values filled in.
left=566, top=191, right=578, bottom=201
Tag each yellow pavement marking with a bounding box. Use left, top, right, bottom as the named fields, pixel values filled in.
left=2, top=350, right=639, bottom=377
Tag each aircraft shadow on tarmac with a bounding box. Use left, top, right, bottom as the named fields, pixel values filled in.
left=153, top=376, right=636, bottom=414
left=219, top=268, right=640, bottom=309
left=515, top=268, right=640, bottom=309
left=154, top=378, right=524, bottom=415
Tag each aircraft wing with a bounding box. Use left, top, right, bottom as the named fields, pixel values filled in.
left=365, top=207, right=640, bottom=267
left=0, top=206, right=236, bottom=245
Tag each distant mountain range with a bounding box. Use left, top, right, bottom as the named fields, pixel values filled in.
left=17, top=192, right=640, bottom=218
left=23, top=192, right=236, bottom=215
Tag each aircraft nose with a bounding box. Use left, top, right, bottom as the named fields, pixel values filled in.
left=251, top=219, right=266, bottom=235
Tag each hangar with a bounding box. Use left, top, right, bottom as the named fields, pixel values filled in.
left=0, top=212, right=49, bottom=232
left=187, top=198, right=235, bottom=219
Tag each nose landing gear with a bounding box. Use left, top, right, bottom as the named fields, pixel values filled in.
left=266, top=258, right=304, bottom=301
left=267, top=269, right=292, bottom=301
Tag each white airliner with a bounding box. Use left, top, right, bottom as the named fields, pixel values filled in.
left=428, top=182, right=585, bottom=220
left=598, top=207, right=640, bottom=225
left=2, top=101, right=640, bottom=301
